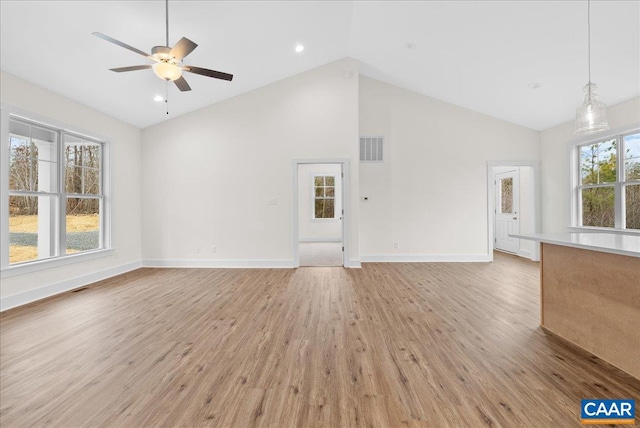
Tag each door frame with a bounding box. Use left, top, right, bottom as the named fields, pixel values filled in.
left=486, top=160, right=541, bottom=261
left=292, top=158, right=351, bottom=268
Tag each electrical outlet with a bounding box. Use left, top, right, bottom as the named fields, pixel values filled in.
left=267, top=197, right=277, bottom=205
left=196, top=246, right=201, bottom=254
left=211, top=246, right=217, bottom=253
left=393, top=242, right=399, bottom=249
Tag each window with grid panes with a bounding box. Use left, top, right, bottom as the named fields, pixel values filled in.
left=575, top=130, right=640, bottom=230
left=313, top=175, right=336, bottom=219
left=6, top=116, right=107, bottom=266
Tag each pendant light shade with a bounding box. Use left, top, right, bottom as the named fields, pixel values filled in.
left=575, top=82, right=609, bottom=134
left=575, top=0, right=609, bottom=135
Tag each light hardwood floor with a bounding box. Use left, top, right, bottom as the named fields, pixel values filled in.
left=1, top=253, right=639, bottom=427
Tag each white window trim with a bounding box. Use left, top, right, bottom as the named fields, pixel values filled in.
left=1, top=248, right=115, bottom=279
left=0, top=104, right=112, bottom=274
left=570, top=125, right=640, bottom=232
left=311, top=174, right=337, bottom=221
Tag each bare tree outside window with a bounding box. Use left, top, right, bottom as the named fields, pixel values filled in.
left=623, top=133, right=640, bottom=229
left=500, top=178, right=513, bottom=214
left=314, top=176, right=336, bottom=219
left=576, top=132, right=640, bottom=230
left=580, top=140, right=616, bottom=227
left=7, top=118, right=104, bottom=265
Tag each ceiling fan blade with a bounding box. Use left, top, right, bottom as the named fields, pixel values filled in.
left=109, top=65, right=152, bottom=73
left=174, top=76, right=192, bottom=92
left=171, top=37, right=198, bottom=60
left=92, top=32, right=151, bottom=59
left=183, top=66, right=233, bottom=81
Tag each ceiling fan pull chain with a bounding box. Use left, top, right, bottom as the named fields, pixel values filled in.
left=165, top=80, right=169, bottom=115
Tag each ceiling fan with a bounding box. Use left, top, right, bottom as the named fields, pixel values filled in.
left=93, top=0, right=233, bottom=92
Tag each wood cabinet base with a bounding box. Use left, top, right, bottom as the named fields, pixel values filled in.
left=541, top=243, right=640, bottom=379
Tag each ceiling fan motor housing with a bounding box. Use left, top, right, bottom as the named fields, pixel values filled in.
left=152, top=46, right=174, bottom=62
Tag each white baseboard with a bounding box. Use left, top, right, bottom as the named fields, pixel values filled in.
left=144, top=259, right=363, bottom=269
left=298, top=237, right=342, bottom=243
left=0, top=261, right=142, bottom=312
left=142, top=259, right=296, bottom=268
left=517, top=250, right=533, bottom=260
left=344, top=259, right=361, bottom=268
left=361, top=254, right=492, bottom=263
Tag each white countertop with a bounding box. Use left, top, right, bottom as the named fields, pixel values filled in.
left=511, top=232, right=640, bottom=258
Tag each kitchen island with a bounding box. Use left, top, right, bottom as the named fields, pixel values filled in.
left=512, top=232, right=640, bottom=379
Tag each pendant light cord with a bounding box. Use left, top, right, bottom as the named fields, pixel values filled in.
left=587, top=0, right=591, bottom=84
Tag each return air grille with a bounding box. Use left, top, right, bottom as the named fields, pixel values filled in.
left=359, top=136, right=384, bottom=162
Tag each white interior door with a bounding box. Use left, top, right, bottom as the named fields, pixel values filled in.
left=494, top=170, right=520, bottom=253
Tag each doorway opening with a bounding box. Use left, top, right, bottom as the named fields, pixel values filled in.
left=487, top=161, right=540, bottom=261
left=292, top=159, right=350, bottom=267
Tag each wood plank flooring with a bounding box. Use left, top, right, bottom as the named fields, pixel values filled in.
left=1, top=252, right=639, bottom=427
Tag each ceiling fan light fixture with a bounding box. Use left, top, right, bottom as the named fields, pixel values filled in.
left=152, top=61, right=182, bottom=81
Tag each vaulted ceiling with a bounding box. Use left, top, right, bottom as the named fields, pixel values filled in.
left=1, top=1, right=638, bottom=130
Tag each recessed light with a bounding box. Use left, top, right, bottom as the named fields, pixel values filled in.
left=528, top=82, right=541, bottom=89
left=406, top=42, right=417, bottom=50
left=154, top=95, right=164, bottom=102
left=295, top=44, right=304, bottom=53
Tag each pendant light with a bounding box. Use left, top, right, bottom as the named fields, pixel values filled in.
left=575, top=0, right=609, bottom=135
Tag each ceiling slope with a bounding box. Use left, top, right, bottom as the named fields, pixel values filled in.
left=1, top=1, right=638, bottom=130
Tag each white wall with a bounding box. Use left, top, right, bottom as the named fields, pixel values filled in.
left=298, top=164, right=342, bottom=241
left=359, top=76, right=540, bottom=260
left=540, top=97, right=640, bottom=233
left=141, top=58, right=360, bottom=266
left=0, top=71, right=143, bottom=304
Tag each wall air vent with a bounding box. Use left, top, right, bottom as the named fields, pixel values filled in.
left=359, top=136, right=384, bottom=162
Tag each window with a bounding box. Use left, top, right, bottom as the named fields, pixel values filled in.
left=313, top=175, right=335, bottom=219
left=500, top=177, right=514, bottom=213
left=6, top=116, right=107, bottom=266
left=575, top=130, right=640, bottom=230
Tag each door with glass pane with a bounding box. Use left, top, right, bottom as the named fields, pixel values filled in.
left=495, top=170, right=520, bottom=253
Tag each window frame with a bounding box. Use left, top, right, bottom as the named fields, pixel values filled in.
left=1, top=106, right=112, bottom=277
left=571, top=127, right=640, bottom=232
left=311, top=174, right=337, bottom=220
